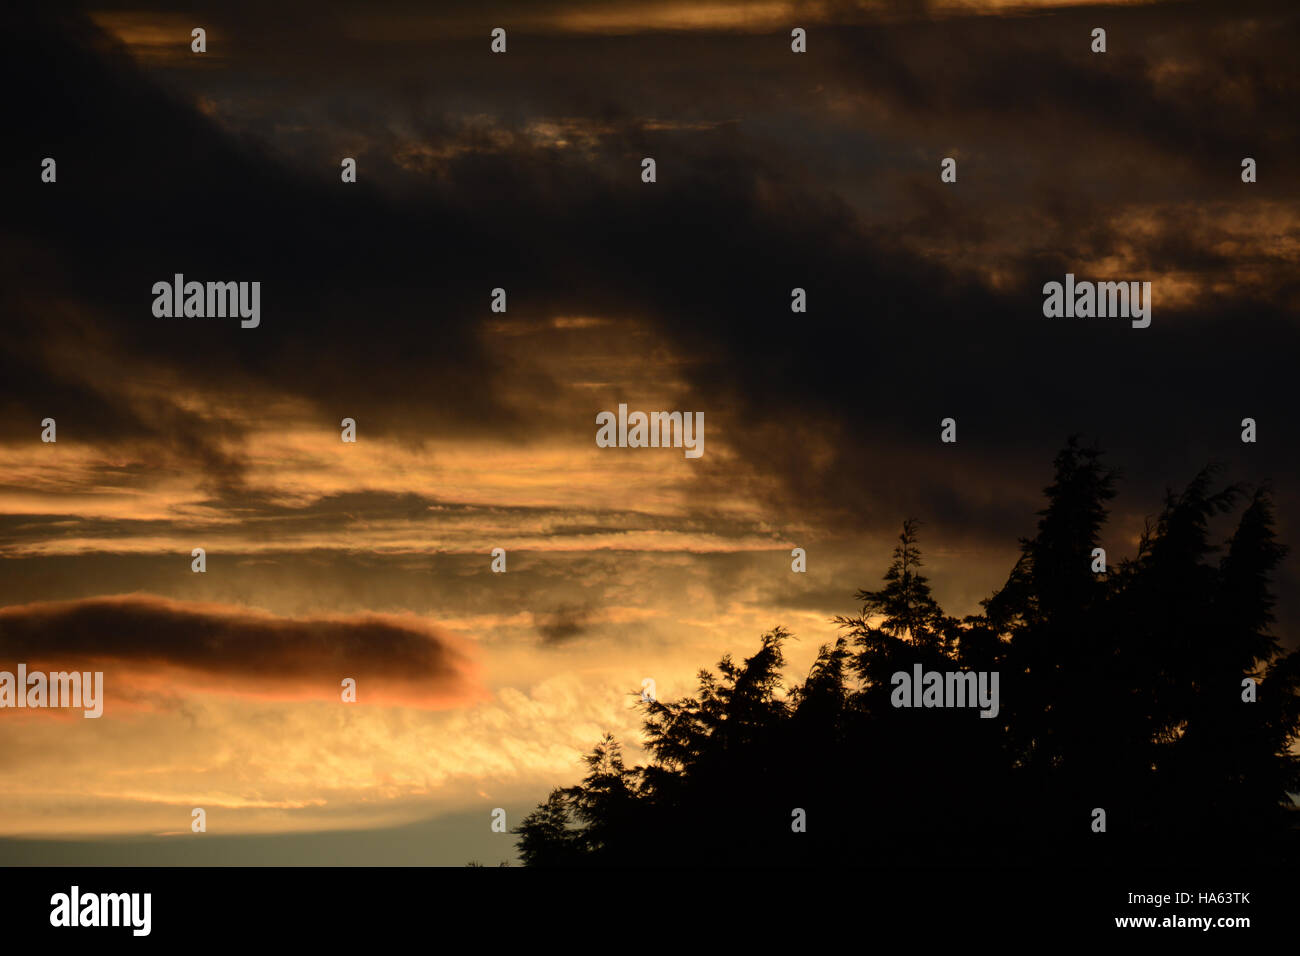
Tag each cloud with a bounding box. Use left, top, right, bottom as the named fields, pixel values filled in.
left=2, top=4, right=1296, bottom=608
left=533, top=602, right=595, bottom=645
left=0, top=594, right=482, bottom=707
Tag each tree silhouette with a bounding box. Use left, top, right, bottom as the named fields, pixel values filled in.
left=515, top=441, right=1299, bottom=866
left=515, top=789, right=583, bottom=867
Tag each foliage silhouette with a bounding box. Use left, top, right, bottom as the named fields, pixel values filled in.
left=514, top=440, right=1299, bottom=866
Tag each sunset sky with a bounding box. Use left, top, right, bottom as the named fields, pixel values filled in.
left=2, top=0, right=1297, bottom=864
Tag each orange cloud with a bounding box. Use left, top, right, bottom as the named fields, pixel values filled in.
left=0, top=594, right=483, bottom=709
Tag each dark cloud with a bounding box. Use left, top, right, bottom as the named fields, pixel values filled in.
left=2, top=6, right=539, bottom=461
left=0, top=488, right=786, bottom=557
left=533, top=602, right=595, bottom=645
left=0, top=594, right=480, bottom=704
left=2, top=1, right=1296, bottom=634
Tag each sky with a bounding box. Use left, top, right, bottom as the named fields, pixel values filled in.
left=1, top=0, right=1297, bottom=864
